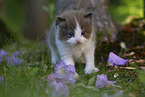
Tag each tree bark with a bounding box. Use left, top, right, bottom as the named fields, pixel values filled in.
left=0, top=0, right=5, bottom=16
left=23, top=0, right=48, bottom=40
left=54, top=0, right=117, bottom=41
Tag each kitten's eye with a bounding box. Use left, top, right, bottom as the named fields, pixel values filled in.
left=81, top=31, right=86, bottom=36
left=68, top=32, right=74, bottom=37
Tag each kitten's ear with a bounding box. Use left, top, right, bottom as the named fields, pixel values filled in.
left=56, top=16, right=66, bottom=26
left=84, top=12, right=93, bottom=20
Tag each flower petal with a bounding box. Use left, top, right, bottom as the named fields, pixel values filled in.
left=55, top=61, right=65, bottom=71
left=107, top=52, right=133, bottom=66
left=0, top=49, right=10, bottom=58
left=48, top=61, right=77, bottom=85
left=95, top=74, right=116, bottom=88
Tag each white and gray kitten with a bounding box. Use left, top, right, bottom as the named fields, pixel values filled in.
left=47, top=10, right=99, bottom=74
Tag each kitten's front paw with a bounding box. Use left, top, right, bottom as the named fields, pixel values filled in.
left=51, top=57, right=59, bottom=64
left=51, top=59, right=57, bottom=64
left=85, top=67, right=99, bottom=74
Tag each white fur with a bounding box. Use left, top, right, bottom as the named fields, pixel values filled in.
left=50, top=46, right=59, bottom=64
left=75, top=19, right=82, bottom=40
left=53, top=19, right=99, bottom=74
left=66, top=20, right=87, bottom=45
left=49, top=28, right=60, bottom=64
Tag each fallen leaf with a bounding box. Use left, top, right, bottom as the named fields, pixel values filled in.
left=135, top=46, right=144, bottom=49
left=135, top=59, right=145, bottom=63
left=123, top=52, right=135, bottom=57
left=120, top=42, right=127, bottom=50
left=114, top=66, right=118, bottom=69
left=114, top=73, right=119, bottom=78
left=139, top=66, right=145, bottom=69
left=120, top=67, right=136, bottom=69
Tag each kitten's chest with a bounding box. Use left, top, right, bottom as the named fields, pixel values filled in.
left=71, top=43, right=89, bottom=58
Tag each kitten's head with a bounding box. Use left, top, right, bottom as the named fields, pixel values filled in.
left=56, top=10, right=93, bottom=45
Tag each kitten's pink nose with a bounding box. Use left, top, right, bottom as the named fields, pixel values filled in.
left=76, top=39, right=81, bottom=44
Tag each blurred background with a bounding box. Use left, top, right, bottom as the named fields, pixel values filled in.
left=0, top=0, right=143, bottom=47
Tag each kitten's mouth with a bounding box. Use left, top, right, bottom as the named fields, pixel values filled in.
left=75, top=42, right=82, bottom=46
left=76, top=41, right=81, bottom=44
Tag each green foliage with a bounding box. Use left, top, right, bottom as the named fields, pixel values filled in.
left=0, top=15, right=21, bottom=48
left=109, top=0, right=143, bottom=23
left=5, top=0, right=25, bottom=32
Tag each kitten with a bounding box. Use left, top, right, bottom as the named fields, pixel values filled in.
left=48, top=10, right=99, bottom=74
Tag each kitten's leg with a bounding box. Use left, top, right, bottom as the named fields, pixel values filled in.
left=84, top=48, right=99, bottom=74
left=61, top=55, right=75, bottom=66
left=60, top=55, right=79, bottom=78
left=50, top=46, right=59, bottom=64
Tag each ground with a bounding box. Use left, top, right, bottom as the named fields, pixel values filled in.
left=0, top=19, right=145, bottom=97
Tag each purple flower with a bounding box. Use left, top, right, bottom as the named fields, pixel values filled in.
left=12, top=51, right=20, bottom=57
left=0, top=49, right=10, bottom=64
left=47, top=61, right=76, bottom=84
left=0, top=76, right=3, bottom=83
left=0, top=49, right=24, bottom=67
left=55, top=61, right=66, bottom=71
left=46, top=61, right=77, bottom=97
left=107, top=52, right=133, bottom=66
left=49, top=80, right=69, bottom=97
left=95, top=74, right=116, bottom=88
left=0, top=59, right=1, bottom=64
left=0, top=49, right=10, bottom=58
left=7, top=56, right=23, bottom=67
left=55, top=61, right=76, bottom=84
left=47, top=73, right=63, bottom=83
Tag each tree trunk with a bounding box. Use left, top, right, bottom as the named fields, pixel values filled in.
left=23, top=0, right=48, bottom=40
left=54, top=0, right=117, bottom=41
left=0, top=0, right=5, bottom=16
left=144, top=0, right=145, bottom=18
